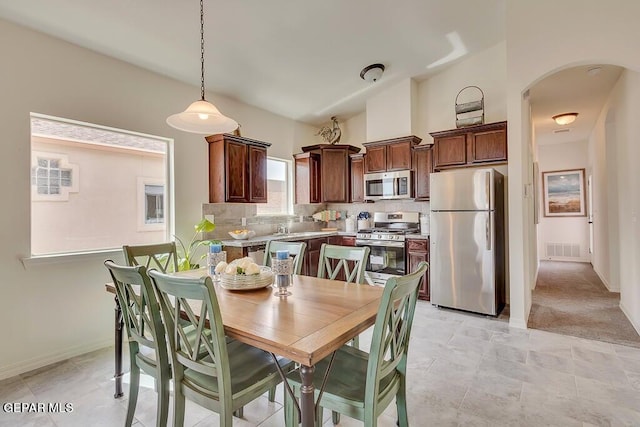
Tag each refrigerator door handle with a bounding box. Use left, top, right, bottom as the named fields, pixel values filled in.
left=485, top=171, right=491, bottom=209
left=486, top=216, right=491, bottom=250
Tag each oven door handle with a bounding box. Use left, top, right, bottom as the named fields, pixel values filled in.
left=355, top=240, right=406, bottom=248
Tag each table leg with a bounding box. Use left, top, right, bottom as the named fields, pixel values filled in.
left=114, top=296, right=124, bottom=398
left=299, top=364, right=315, bottom=427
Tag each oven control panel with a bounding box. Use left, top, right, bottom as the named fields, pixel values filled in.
left=356, top=233, right=406, bottom=241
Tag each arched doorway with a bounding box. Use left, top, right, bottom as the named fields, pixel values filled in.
left=517, top=63, right=640, bottom=347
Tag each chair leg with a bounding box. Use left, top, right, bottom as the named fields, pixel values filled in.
left=284, top=385, right=297, bottom=427
left=316, top=405, right=324, bottom=426
left=125, top=363, right=140, bottom=427
left=332, top=410, right=341, bottom=425
left=268, top=386, right=276, bottom=402
left=173, top=385, right=186, bottom=427
left=156, top=375, right=169, bottom=427
left=396, top=384, right=409, bottom=427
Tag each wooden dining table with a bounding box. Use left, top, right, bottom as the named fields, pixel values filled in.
left=105, top=269, right=384, bottom=427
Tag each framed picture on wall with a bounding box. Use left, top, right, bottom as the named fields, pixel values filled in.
left=542, top=168, right=586, bottom=217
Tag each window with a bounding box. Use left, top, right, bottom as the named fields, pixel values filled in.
left=30, top=152, right=79, bottom=201
left=256, top=157, right=292, bottom=216
left=145, top=184, right=164, bottom=224
left=30, top=113, right=173, bottom=256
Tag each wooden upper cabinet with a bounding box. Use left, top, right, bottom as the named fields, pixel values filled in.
left=432, top=135, right=467, bottom=168
left=294, top=152, right=322, bottom=204
left=206, top=134, right=271, bottom=203
left=468, top=126, right=508, bottom=164
left=322, top=146, right=351, bottom=202
left=248, top=145, right=267, bottom=202
left=298, top=144, right=361, bottom=203
left=430, top=121, right=507, bottom=170
left=413, top=145, right=433, bottom=201
left=350, top=153, right=365, bottom=203
left=387, top=141, right=413, bottom=170
left=364, top=145, right=386, bottom=173
left=363, top=136, right=421, bottom=173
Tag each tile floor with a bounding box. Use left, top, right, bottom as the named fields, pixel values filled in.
left=2, top=301, right=640, bottom=426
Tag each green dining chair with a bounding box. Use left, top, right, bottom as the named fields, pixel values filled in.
left=316, top=243, right=370, bottom=284
left=104, top=260, right=170, bottom=427
left=263, top=240, right=307, bottom=274
left=317, top=243, right=370, bottom=351
left=123, top=242, right=179, bottom=273
left=148, top=270, right=293, bottom=427
left=284, top=261, right=429, bottom=427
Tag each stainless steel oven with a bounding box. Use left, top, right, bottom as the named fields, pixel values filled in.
left=355, top=238, right=406, bottom=286
left=355, top=212, right=419, bottom=286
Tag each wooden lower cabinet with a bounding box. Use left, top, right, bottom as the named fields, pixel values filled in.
left=300, top=237, right=327, bottom=277
left=406, top=238, right=430, bottom=300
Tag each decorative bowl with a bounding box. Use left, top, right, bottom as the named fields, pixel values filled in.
left=228, top=230, right=255, bottom=240
left=220, top=266, right=274, bottom=290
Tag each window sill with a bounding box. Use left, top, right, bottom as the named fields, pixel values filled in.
left=21, top=248, right=123, bottom=269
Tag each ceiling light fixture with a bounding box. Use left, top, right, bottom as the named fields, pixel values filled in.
left=360, top=63, right=385, bottom=82
left=587, top=66, right=602, bottom=76
left=167, top=0, right=238, bottom=135
left=552, top=112, right=578, bottom=125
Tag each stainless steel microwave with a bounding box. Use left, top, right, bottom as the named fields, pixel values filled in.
left=364, top=170, right=412, bottom=201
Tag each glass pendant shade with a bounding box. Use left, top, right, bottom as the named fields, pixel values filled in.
left=552, top=112, right=578, bottom=125
left=166, top=0, right=238, bottom=135
left=167, top=100, right=238, bottom=134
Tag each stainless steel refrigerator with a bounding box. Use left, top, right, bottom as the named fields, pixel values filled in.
left=429, top=168, right=506, bottom=316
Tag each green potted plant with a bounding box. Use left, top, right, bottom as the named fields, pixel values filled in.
left=175, top=218, right=221, bottom=271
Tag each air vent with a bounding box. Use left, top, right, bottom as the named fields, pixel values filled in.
left=553, top=128, right=571, bottom=134
left=545, top=242, right=581, bottom=258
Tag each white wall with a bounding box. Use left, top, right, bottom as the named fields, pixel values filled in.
left=343, top=42, right=508, bottom=148
left=339, top=111, right=366, bottom=149
left=365, top=78, right=417, bottom=141
left=418, top=41, right=507, bottom=144
left=536, top=140, right=590, bottom=262
left=589, top=70, right=640, bottom=325
left=506, top=0, right=640, bottom=330
left=0, top=18, right=317, bottom=379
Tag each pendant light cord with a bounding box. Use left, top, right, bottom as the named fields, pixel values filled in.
left=200, top=0, right=205, bottom=101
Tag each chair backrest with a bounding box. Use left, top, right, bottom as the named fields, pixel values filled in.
left=263, top=240, right=308, bottom=275
left=123, top=242, right=179, bottom=273
left=365, top=261, right=428, bottom=403
left=317, top=244, right=370, bottom=283
left=104, top=260, right=169, bottom=370
left=148, top=270, right=232, bottom=403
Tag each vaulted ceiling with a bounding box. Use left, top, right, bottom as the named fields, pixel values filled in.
left=0, top=0, right=506, bottom=125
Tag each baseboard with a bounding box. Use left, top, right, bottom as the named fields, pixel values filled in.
left=620, top=301, right=640, bottom=337
left=0, top=338, right=113, bottom=381
left=593, top=265, right=617, bottom=291
left=509, top=317, right=528, bottom=329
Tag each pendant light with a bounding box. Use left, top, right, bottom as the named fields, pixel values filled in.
left=167, top=0, right=238, bottom=134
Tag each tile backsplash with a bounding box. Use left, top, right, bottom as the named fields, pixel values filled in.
left=202, top=200, right=430, bottom=240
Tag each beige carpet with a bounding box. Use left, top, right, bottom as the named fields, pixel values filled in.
left=528, top=261, right=640, bottom=348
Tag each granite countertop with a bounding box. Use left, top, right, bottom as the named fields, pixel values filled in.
left=220, top=230, right=356, bottom=247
